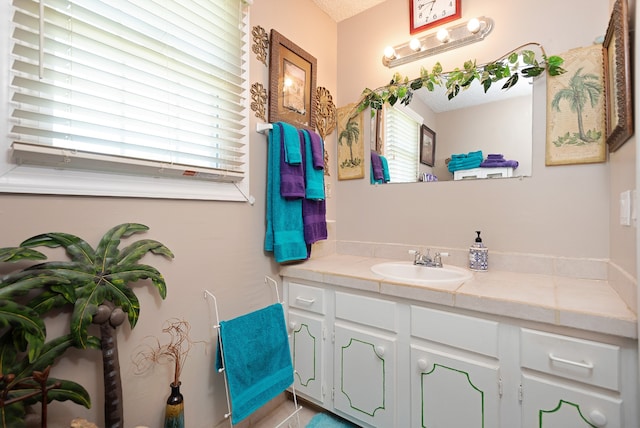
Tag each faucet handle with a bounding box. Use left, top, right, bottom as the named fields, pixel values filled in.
left=409, top=249, right=422, bottom=264
left=433, top=252, right=449, bottom=267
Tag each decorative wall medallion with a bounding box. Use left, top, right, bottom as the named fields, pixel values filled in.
left=315, top=87, right=336, bottom=175
left=250, top=82, right=267, bottom=121
left=251, top=26, right=269, bottom=66
left=314, top=87, right=336, bottom=140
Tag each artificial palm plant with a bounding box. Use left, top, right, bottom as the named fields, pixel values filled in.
left=0, top=246, right=95, bottom=428
left=0, top=223, right=174, bottom=428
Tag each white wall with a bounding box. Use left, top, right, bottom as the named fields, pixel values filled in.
left=0, top=0, right=636, bottom=426
left=0, top=1, right=337, bottom=426
left=335, top=0, right=613, bottom=259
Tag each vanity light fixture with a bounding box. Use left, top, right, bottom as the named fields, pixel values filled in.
left=382, top=16, right=494, bottom=68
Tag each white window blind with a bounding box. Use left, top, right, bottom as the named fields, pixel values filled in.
left=4, top=0, right=249, bottom=200
left=384, top=105, right=419, bottom=183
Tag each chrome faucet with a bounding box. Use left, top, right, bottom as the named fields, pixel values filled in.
left=410, top=249, right=447, bottom=268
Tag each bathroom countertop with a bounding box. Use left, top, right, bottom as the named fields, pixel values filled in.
left=280, top=254, right=637, bottom=340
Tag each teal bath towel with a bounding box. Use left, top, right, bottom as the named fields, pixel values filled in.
left=265, top=122, right=309, bottom=263
left=216, top=303, right=294, bottom=425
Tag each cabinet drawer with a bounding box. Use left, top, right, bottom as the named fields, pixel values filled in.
left=335, top=292, right=397, bottom=332
left=520, top=328, right=620, bottom=391
left=288, top=282, right=326, bottom=315
left=411, top=306, right=499, bottom=358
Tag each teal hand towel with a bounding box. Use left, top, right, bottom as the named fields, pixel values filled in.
left=215, top=303, right=293, bottom=425
left=284, top=123, right=302, bottom=165
left=302, top=129, right=325, bottom=200
left=379, top=155, right=391, bottom=182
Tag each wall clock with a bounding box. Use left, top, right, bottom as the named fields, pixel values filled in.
left=409, top=0, right=461, bottom=34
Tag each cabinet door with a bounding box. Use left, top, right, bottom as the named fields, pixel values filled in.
left=288, top=310, right=325, bottom=405
left=521, top=374, right=622, bottom=428
left=333, top=323, right=396, bottom=427
left=411, top=344, right=501, bottom=428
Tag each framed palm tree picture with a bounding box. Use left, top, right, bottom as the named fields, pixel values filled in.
left=545, top=44, right=606, bottom=165
left=336, top=103, right=365, bottom=180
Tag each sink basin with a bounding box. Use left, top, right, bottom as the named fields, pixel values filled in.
left=371, top=261, right=473, bottom=287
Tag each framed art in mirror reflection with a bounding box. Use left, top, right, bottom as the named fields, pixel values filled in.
left=420, top=124, right=436, bottom=167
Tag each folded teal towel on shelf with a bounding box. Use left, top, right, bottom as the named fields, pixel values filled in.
left=216, top=303, right=293, bottom=425
left=448, top=150, right=483, bottom=172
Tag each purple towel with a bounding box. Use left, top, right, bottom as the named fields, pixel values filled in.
left=371, top=151, right=384, bottom=181
left=308, top=130, right=324, bottom=170
left=486, top=153, right=504, bottom=160
left=303, top=198, right=327, bottom=245
left=279, top=124, right=305, bottom=198
left=480, top=159, right=519, bottom=168
left=301, top=131, right=327, bottom=247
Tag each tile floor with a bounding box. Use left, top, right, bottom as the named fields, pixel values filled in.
left=214, top=393, right=321, bottom=428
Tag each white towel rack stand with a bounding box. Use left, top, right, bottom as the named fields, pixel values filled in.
left=203, top=276, right=303, bottom=427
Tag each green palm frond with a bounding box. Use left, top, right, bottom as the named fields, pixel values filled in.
left=0, top=301, right=46, bottom=363
left=21, top=233, right=95, bottom=265
left=117, top=239, right=174, bottom=266
left=0, top=247, right=47, bottom=263
left=18, top=379, right=91, bottom=408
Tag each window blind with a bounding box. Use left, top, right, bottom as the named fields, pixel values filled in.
left=384, top=106, right=419, bottom=183
left=9, top=0, right=248, bottom=183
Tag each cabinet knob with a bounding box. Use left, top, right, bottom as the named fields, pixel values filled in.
left=589, top=410, right=607, bottom=427
left=417, top=359, right=429, bottom=370
left=374, top=346, right=385, bottom=357
left=289, top=321, right=298, bottom=331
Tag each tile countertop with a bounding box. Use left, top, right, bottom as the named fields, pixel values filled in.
left=280, top=254, right=638, bottom=340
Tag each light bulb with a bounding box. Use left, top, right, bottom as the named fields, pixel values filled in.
left=467, top=18, right=481, bottom=33
left=436, top=28, right=450, bottom=43
left=383, top=46, right=396, bottom=59
left=409, top=38, right=422, bottom=52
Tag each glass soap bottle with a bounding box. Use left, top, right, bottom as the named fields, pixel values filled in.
left=469, top=231, right=488, bottom=271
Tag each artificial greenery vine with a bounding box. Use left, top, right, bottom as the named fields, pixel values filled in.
left=354, top=42, right=566, bottom=118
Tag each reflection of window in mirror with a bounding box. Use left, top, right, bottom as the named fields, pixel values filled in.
left=378, top=105, right=421, bottom=183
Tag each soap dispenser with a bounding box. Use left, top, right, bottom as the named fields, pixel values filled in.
left=469, top=231, right=488, bottom=271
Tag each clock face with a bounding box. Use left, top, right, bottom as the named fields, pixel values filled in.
left=410, top=0, right=461, bottom=34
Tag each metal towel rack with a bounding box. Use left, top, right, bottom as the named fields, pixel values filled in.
left=203, top=276, right=302, bottom=427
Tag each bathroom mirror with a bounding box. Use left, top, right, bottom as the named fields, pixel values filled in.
left=373, top=78, right=533, bottom=183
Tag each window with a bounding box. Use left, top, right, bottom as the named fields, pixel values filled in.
left=2, top=0, right=250, bottom=200
left=384, top=105, right=420, bottom=183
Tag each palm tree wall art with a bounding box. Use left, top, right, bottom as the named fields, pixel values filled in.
left=336, top=103, right=365, bottom=180
left=546, top=44, right=606, bottom=165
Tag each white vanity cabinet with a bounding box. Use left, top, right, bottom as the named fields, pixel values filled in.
left=332, top=292, right=398, bottom=428
left=282, top=277, right=638, bottom=428
left=519, top=329, right=626, bottom=428
left=287, top=282, right=328, bottom=405
left=410, top=306, right=502, bottom=428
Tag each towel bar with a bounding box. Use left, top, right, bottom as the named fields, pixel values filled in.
left=256, top=123, right=273, bottom=134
